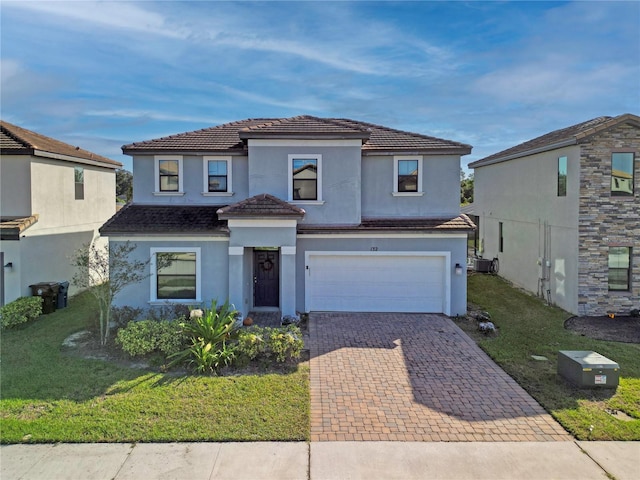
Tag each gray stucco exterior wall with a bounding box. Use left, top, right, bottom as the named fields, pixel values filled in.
left=362, top=155, right=461, bottom=218
left=247, top=143, right=362, bottom=225
left=110, top=239, right=230, bottom=310
left=132, top=155, right=249, bottom=205
left=473, top=145, right=581, bottom=314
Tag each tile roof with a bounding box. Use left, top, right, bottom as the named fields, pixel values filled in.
left=1, top=121, right=122, bottom=168
left=469, top=113, right=640, bottom=168
left=238, top=116, right=371, bottom=139
left=298, top=215, right=476, bottom=233
left=99, top=204, right=228, bottom=236
left=123, top=115, right=471, bottom=155
left=217, top=193, right=305, bottom=219
left=0, top=215, right=39, bottom=240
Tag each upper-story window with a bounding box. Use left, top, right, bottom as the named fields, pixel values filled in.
left=393, top=156, right=423, bottom=196
left=289, top=154, right=322, bottom=202
left=154, top=156, right=183, bottom=195
left=202, top=156, right=233, bottom=196
left=557, top=156, right=567, bottom=197
left=74, top=166, right=84, bottom=200
left=611, top=152, right=634, bottom=196
left=608, top=246, right=631, bottom=291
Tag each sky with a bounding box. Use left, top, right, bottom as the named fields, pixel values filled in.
left=1, top=1, right=639, bottom=173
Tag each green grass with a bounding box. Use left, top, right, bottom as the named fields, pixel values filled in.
left=0, top=291, right=309, bottom=443
left=462, top=274, right=640, bottom=440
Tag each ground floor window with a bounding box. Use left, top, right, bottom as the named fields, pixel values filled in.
left=151, top=248, right=200, bottom=301
left=608, top=246, right=631, bottom=291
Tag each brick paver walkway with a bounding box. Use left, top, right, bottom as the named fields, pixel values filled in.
left=309, top=313, right=570, bottom=442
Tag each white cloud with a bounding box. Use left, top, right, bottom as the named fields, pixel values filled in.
left=84, top=108, right=221, bottom=125
left=3, top=0, right=184, bottom=38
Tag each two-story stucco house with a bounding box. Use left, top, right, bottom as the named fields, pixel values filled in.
left=100, top=116, right=474, bottom=318
left=0, top=121, right=122, bottom=305
left=469, top=113, right=639, bottom=316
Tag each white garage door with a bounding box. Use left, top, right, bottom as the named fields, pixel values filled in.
left=306, top=253, right=448, bottom=313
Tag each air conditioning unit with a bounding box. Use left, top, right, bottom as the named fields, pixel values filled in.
left=474, top=258, right=493, bottom=273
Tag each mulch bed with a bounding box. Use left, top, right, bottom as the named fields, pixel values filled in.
left=564, top=315, right=640, bottom=344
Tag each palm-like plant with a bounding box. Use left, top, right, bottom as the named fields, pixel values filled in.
left=170, top=300, right=239, bottom=373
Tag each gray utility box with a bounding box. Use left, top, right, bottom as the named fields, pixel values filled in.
left=557, top=351, right=619, bottom=388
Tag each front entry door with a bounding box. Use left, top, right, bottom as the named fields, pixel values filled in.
left=254, top=250, right=279, bottom=307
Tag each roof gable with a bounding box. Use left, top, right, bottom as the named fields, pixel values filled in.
left=470, top=113, right=640, bottom=168
left=0, top=120, right=122, bottom=168
left=122, top=116, right=471, bottom=155
left=238, top=115, right=371, bottom=140
left=217, top=193, right=305, bottom=219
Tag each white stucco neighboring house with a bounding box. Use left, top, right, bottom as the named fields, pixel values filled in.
left=469, top=114, right=639, bottom=316
left=0, top=121, right=122, bottom=305
left=100, top=116, right=475, bottom=318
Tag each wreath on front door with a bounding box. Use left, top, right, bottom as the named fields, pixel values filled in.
left=262, top=259, right=274, bottom=271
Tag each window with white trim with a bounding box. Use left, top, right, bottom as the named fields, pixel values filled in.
left=393, top=156, right=423, bottom=195
left=202, top=156, right=232, bottom=195
left=150, top=247, right=201, bottom=302
left=154, top=156, right=183, bottom=195
left=288, top=154, right=322, bottom=202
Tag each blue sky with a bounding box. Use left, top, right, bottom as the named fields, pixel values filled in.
left=2, top=1, right=638, bottom=173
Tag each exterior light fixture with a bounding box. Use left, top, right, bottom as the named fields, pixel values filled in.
left=455, top=263, right=463, bottom=276
left=4, top=262, right=13, bottom=271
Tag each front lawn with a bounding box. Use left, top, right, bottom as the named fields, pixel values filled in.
left=0, top=292, right=309, bottom=443
left=461, top=274, right=640, bottom=440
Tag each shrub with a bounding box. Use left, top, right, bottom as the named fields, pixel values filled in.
left=146, top=304, right=190, bottom=322
left=0, top=296, right=43, bottom=329
left=169, top=299, right=239, bottom=374
left=237, top=325, right=303, bottom=363
left=116, top=320, right=186, bottom=358
left=110, top=306, right=143, bottom=329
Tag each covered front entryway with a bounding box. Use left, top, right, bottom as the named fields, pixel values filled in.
left=253, top=249, right=280, bottom=307
left=305, top=252, right=449, bottom=313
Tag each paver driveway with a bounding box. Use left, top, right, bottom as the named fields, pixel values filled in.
left=309, top=313, right=570, bottom=442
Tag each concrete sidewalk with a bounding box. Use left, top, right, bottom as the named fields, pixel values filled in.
left=2, top=441, right=638, bottom=480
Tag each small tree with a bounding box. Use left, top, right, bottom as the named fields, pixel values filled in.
left=460, top=170, right=474, bottom=205
left=71, top=240, right=155, bottom=346
left=115, top=169, right=133, bottom=203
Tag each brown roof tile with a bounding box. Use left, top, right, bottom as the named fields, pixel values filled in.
left=298, top=215, right=476, bottom=233
left=1, top=121, right=122, bottom=168
left=0, top=215, right=39, bottom=240
left=217, top=193, right=305, bottom=219
left=470, top=113, right=640, bottom=167
left=99, top=204, right=228, bottom=235
left=122, top=118, right=274, bottom=154
left=123, top=116, right=471, bottom=155
left=238, top=115, right=371, bottom=139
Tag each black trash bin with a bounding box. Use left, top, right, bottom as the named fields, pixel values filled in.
left=57, top=281, right=69, bottom=309
left=29, top=282, right=60, bottom=314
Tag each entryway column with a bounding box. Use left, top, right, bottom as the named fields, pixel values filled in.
left=228, top=246, right=245, bottom=317
left=280, top=246, right=296, bottom=317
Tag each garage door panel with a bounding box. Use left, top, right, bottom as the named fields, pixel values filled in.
left=307, top=254, right=447, bottom=313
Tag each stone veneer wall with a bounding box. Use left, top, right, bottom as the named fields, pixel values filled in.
left=578, top=123, right=640, bottom=316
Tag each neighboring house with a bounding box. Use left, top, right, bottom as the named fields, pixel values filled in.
left=469, top=113, right=639, bottom=316
left=100, top=115, right=474, bottom=318
left=0, top=121, right=121, bottom=305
